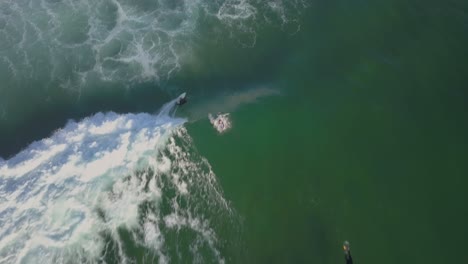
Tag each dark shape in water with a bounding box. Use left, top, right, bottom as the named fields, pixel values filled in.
left=176, top=92, right=187, bottom=106
left=343, top=241, right=353, bottom=264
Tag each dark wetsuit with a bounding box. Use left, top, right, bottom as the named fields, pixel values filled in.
left=345, top=251, right=353, bottom=264
left=176, top=97, right=187, bottom=106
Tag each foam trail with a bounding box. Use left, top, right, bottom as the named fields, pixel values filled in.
left=0, top=100, right=235, bottom=263
left=187, top=87, right=280, bottom=122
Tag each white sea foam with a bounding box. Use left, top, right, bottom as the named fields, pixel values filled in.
left=0, top=0, right=307, bottom=89
left=0, top=100, right=234, bottom=263
left=209, top=113, right=232, bottom=134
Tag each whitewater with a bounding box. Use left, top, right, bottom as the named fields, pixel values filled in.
left=0, top=0, right=308, bottom=157
left=0, top=1, right=308, bottom=262
left=0, top=98, right=236, bottom=263
left=0, top=0, right=306, bottom=89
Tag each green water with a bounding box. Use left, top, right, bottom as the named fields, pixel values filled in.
left=1, top=0, right=468, bottom=263
left=187, top=1, right=468, bottom=263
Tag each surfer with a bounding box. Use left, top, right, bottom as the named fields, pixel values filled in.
left=343, top=241, right=353, bottom=264
left=176, top=92, right=187, bottom=106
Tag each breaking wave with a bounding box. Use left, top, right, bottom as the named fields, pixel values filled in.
left=0, top=100, right=237, bottom=263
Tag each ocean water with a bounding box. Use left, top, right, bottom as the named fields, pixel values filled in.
left=1, top=0, right=468, bottom=263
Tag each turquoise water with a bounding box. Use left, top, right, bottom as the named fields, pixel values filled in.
left=1, top=0, right=468, bottom=263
